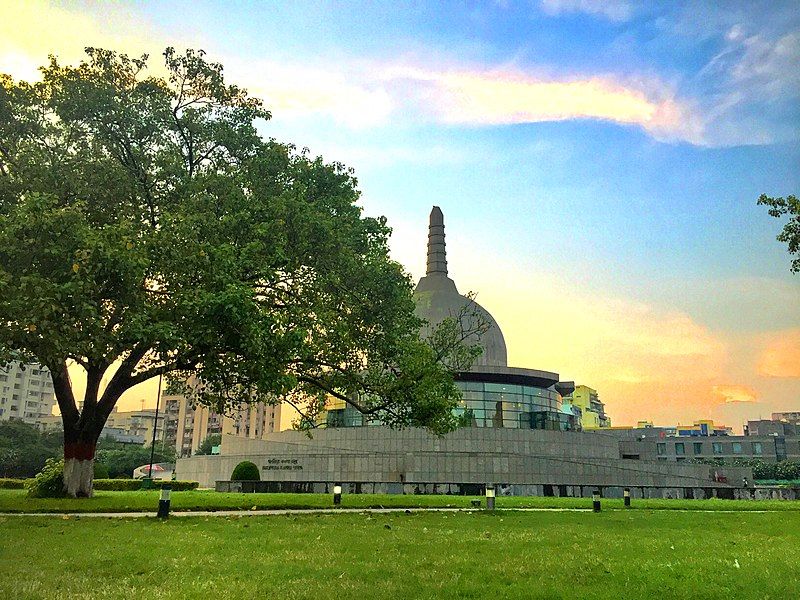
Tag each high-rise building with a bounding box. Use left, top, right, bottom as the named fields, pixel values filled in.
left=564, top=385, right=611, bottom=429
left=104, top=407, right=166, bottom=445
left=0, top=361, right=57, bottom=426
left=163, top=393, right=290, bottom=457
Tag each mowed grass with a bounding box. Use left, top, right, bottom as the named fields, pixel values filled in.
left=1, top=488, right=800, bottom=513
left=1, top=510, right=799, bottom=599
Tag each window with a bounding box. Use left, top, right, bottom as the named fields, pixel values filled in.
left=657, top=443, right=666, bottom=456
left=732, top=442, right=742, bottom=454
left=675, top=442, right=685, bottom=456
left=752, top=442, right=763, bottom=455
left=693, top=442, right=703, bottom=455
left=712, top=442, right=723, bottom=455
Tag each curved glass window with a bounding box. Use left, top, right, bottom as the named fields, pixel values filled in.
left=455, top=381, right=564, bottom=430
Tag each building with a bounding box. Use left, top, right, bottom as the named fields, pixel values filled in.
left=563, top=385, right=611, bottom=429
left=620, top=434, right=800, bottom=463
left=179, top=207, right=763, bottom=498
left=325, top=206, right=577, bottom=432
left=745, top=419, right=798, bottom=437
left=772, top=412, right=800, bottom=423
left=163, top=392, right=289, bottom=457
left=103, top=407, right=165, bottom=445
left=0, top=361, right=57, bottom=426
left=675, top=420, right=732, bottom=437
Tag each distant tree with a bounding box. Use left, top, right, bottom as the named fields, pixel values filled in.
left=0, top=419, right=61, bottom=477
left=0, top=48, right=479, bottom=496
left=195, top=433, right=221, bottom=456
left=96, top=439, right=176, bottom=479
left=758, top=193, right=799, bottom=273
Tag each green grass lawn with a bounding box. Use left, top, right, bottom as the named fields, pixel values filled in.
left=1, top=488, right=799, bottom=513
left=1, top=510, right=798, bottom=599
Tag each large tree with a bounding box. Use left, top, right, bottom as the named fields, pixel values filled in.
left=0, top=48, right=479, bottom=496
left=758, top=193, right=799, bottom=273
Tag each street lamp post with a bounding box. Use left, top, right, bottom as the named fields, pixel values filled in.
left=142, top=372, right=164, bottom=490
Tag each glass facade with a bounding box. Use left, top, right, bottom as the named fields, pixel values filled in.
left=453, top=381, right=568, bottom=431
left=325, top=379, right=569, bottom=431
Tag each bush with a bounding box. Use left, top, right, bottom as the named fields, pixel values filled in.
left=93, top=462, right=110, bottom=479
left=0, top=478, right=28, bottom=489
left=161, top=480, right=199, bottom=491
left=231, top=461, right=260, bottom=481
left=92, top=479, right=199, bottom=491
left=26, top=458, right=66, bottom=498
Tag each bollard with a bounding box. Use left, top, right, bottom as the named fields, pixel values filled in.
left=485, top=484, right=496, bottom=511
left=333, top=484, right=342, bottom=506
left=157, top=485, right=171, bottom=519
left=592, top=489, right=601, bottom=512
left=624, top=488, right=631, bottom=508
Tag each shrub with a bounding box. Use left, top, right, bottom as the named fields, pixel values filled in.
left=91, top=479, right=141, bottom=491
left=93, top=462, right=110, bottom=479
left=160, top=480, right=199, bottom=491
left=92, top=479, right=199, bottom=491
left=26, top=458, right=66, bottom=498
left=231, top=460, right=260, bottom=481
left=0, top=478, right=28, bottom=489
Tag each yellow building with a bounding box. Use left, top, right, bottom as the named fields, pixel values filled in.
left=567, top=385, right=611, bottom=429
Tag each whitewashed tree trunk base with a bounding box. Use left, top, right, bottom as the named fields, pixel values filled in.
left=64, top=457, right=94, bottom=498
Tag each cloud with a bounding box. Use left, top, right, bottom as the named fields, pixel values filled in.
left=381, top=65, right=704, bottom=143
left=538, top=0, right=635, bottom=22
left=757, top=329, right=800, bottom=378
left=712, top=384, right=758, bottom=403
left=225, top=59, right=394, bottom=129
left=0, top=1, right=178, bottom=81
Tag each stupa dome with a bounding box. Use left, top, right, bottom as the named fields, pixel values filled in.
left=413, top=207, right=508, bottom=368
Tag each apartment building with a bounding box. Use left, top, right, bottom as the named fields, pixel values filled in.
left=0, top=361, right=57, bottom=426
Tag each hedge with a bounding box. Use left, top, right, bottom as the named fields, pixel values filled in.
left=1, top=478, right=198, bottom=491
left=0, top=478, right=28, bottom=489
left=93, top=479, right=199, bottom=491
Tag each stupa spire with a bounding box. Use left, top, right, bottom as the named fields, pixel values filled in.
left=426, top=206, right=447, bottom=275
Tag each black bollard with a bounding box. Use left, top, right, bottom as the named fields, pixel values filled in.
left=333, top=484, right=342, bottom=506
left=157, top=485, right=171, bottom=519
left=485, top=484, right=496, bottom=511
left=592, top=489, right=601, bottom=512
left=624, top=488, right=631, bottom=508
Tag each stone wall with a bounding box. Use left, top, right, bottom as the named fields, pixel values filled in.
left=176, top=427, right=751, bottom=495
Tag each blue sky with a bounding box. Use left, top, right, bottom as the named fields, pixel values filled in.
left=2, top=0, right=799, bottom=427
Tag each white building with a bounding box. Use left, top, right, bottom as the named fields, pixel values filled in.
left=0, top=361, right=57, bottom=425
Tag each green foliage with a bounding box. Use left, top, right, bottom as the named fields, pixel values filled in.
left=0, top=45, right=472, bottom=469
left=0, top=478, right=26, bottom=489
left=26, top=457, right=66, bottom=498
left=691, top=457, right=800, bottom=481
left=195, top=433, right=221, bottom=455
left=93, top=462, right=109, bottom=479
left=0, top=419, right=62, bottom=477
left=231, top=460, right=260, bottom=481
left=758, top=193, right=800, bottom=273
left=96, top=440, right=175, bottom=478
left=91, top=479, right=198, bottom=491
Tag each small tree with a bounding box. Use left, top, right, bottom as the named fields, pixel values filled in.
left=0, top=48, right=480, bottom=497
left=758, top=193, right=799, bottom=273
left=195, top=433, right=221, bottom=455
left=231, top=460, right=260, bottom=481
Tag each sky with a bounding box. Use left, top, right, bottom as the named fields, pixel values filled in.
left=1, top=0, right=799, bottom=430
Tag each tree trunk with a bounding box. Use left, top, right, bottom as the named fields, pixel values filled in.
left=62, top=416, right=102, bottom=498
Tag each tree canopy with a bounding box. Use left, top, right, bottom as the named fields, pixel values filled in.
left=758, top=193, right=799, bottom=273
left=0, top=48, right=478, bottom=495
